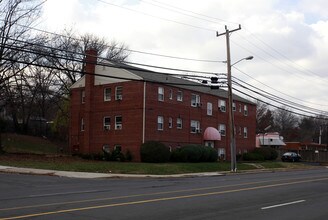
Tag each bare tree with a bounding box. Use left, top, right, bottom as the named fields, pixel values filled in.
left=256, top=101, right=274, bottom=133
left=273, top=107, right=299, bottom=141
left=105, top=40, right=130, bottom=63
left=0, top=0, right=43, bottom=88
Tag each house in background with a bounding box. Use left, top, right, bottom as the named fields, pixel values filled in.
left=69, top=49, right=257, bottom=161
left=256, top=132, right=286, bottom=148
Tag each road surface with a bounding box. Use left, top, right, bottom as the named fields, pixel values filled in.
left=0, top=168, right=327, bottom=219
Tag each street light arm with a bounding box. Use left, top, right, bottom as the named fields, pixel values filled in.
left=231, top=56, right=253, bottom=66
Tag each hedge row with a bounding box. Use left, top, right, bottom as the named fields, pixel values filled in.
left=242, top=147, right=278, bottom=161
left=140, top=141, right=218, bottom=163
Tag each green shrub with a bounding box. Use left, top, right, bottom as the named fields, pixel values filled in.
left=140, top=141, right=170, bottom=163
left=242, top=152, right=265, bottom=161
left=254, top=148, right=278, bottom=160
left=179, top=145, right=202, bottom=162
left=80, top=153, right=104, bottom=161
left=125, top=149, right=133, bottom=162
left=200, top=146, right=218, bottom=162
left=170, top=147, right=182, bottom=162
left=110, top=148, right=126, bottom=162
left=171, top=145, right=218, bottom=163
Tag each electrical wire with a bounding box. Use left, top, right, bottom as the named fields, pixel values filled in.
left=232, top=76, right=328, bottom=115
left=232, top=66, right=328, bottom=107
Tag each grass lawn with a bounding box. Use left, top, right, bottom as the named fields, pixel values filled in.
left=1, top=133, right=60, bottom=154
left=0, top=133, right=317, bottom=175
left=0, top=154, right=313, bottom=175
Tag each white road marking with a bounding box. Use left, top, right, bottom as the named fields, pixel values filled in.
left=261, top=200, right=306, bottom=210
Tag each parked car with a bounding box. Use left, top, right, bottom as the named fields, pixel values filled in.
left=281, top=152, right=302, bottom=162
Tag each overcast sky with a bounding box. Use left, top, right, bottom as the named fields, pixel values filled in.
left=40, top=0, right=328, bottom=115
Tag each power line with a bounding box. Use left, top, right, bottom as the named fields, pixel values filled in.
left=233, top=79, right=328, bottom=116
left=4, top=36, right=328, bottom=115
left=94, top=0, right=216, bottom=32
left=142, top=0, right=238, bottom=25
left=232, top=76, right=328, bottom=115
left=233, top=87, right=328, bottom=121
left=2, top=36, right=225, bottom=76
left=232, top=66, right=328, bottom=107
left=0, top=18, right=221, bottom=63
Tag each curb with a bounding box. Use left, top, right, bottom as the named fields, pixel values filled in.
left=0, top=166, right=224, bottom=179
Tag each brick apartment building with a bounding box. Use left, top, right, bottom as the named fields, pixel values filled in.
left=69, top=49, right=256, bottom=161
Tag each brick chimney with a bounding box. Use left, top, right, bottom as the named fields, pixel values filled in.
left=83, top=48, right=97, bottom=154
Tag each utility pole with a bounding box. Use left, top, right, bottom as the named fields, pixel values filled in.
left=217, top=25, right=241, bottom=172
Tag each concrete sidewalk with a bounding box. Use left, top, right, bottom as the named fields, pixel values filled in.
left=0, top=165, right=224, bottom=179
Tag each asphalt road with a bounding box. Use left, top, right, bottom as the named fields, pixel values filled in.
left=0, top=168, right=328, bottom=220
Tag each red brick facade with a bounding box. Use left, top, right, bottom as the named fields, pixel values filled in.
left=69, top=50, right=256, bottom=161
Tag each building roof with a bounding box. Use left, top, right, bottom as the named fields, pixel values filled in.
left=259, top=138, right=286, bottom=146
left=71, top=61, right=255, bottom=104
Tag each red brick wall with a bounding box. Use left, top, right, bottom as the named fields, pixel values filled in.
left=70, top=71, right=256, bottom=161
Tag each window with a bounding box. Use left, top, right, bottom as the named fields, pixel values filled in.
left=168, top=117, right=173, bottom=128
left=169, top=89, right=173, bottom=100
left=158, top=87, right=164, bottom=101
left=191, top=94, right=200, bottom=107
left=219, top=100, right=226, bottom=112
left=103, top=117, right=110, bottom=130
left=104, top=88, right=111, bottom=101
left=219, top=124, right=226, bottom=136
left=81, top=118, right=85, bottom=131
left=115, top=116, right=122, bottom=130
left=218, top=148, right=226, bottom=160
left=190, top=120, right=200, bottom=133
left=81, top=90, right=85, bottom=103
left=239, top=104, right=242, bottom=112
left=102, top=144, right=110, bottom=153
left=115, top=86, right=123, bottom=100
left=207, top=102, right=213, bottom=116
left=244, top=127, right=248, bottom=138
left=232, top=102, right=236, bottom=111
left=177, top=91, right=183, bottom=101
left=177, top=118, right=182, bottom=129
left=244, top=105, right=248, bottom=116
left=157, top=116, right=164, bottom=130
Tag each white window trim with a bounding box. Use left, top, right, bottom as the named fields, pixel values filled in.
left=103, top=116, right=110, bottom=130
left=104, top=88, right=111, bottom=101
left=232, top=102, right=236, bottom=111
left=177, top=118, right=182, bottom=129
left=191, top=94, right=201, bottom=107
left=207, top=102, right=213, bottom=116
left=219, top=124, right=226, bottom=136
left=191, top=120, right=200, bottom=133
left=115, top=116, right=122, bottom=130
left=115, top=86, right=123, bottom=101
left=168, top=117, right=173, bottom=128
left=158, top=87, right=164, bottom=101
left=244, top=127, right=248, bottom=138
left=157, top=116, right=164, bottom=130
left=177, top=91, right=183, bottom=101
left=219, top=100, right=226, bottom=112
left=244, top=105, right=248, bottom=116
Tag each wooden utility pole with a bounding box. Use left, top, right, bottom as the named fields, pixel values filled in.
left=217, top=25, right=241, bottom=172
